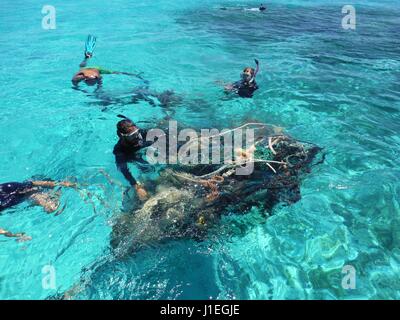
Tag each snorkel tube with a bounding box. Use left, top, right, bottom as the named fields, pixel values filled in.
left=249, top=59, right=260, bottom=84
left=254, top=59, right=260, bottom=77
left=117, top=114, right=135, bottom=124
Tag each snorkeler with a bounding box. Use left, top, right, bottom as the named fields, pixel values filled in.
left=113, top=115, right=155, bottom=201
left=72, top=36, right=178, bottom=110
left=0, top=179, right=76, bottom=241
left=224, top=59, right=260, bottom=98
left=221, top=4, right=266, bottom=11
left=72, top=35, right=143, bottom=88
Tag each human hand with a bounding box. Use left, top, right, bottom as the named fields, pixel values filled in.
left=214, top=80, right=226, bottom=86
left=17, top=234, right=32, bottom=242
left=0, top=229, right=32, bottom=242
left=135, top=184, right=148, bottom=201
left=224, top=84, right=234, bottom=91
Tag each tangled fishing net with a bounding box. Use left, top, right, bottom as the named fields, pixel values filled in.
left=111, top=123, right=324, bottom=254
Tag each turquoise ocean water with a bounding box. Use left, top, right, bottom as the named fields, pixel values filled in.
left=0, top=0, right=399, bottom=299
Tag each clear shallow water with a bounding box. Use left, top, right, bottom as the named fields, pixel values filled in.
left=0, top=0, right=399, bottom=299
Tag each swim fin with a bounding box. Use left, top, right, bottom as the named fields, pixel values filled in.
left=84, top=35, right=97, bottom=58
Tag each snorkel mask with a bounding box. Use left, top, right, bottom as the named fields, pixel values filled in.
left=241, top=59, right=260, bottom=84
left=241, top=72, right=253, bottom=82
left=120, top=127, right=142, bottom=142
left=241, top=68, right=255, bottom=83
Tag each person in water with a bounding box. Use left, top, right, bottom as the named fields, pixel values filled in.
left=72, top=35, right=178, bottom=110
left=113, top=115, right=155, bottom=201
left=72, top=35, right=142, bottom=88
left=224, top=59, right=260, bottom=98
left=221, top=4, right=266, bottom=11
left=0, top=179, right=76, bottom=240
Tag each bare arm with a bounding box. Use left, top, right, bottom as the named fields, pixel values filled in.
left=79, top=57, right=90, bottom=68
left=0, top=228, right=31, bottom=242
left=115, top=156, right=138, bottom=187
left=225, top=81, right=242, bottom=91
left=99, top=68, right=144, bottom=80
left=115, top=153, right=148, bottom=201
left=31, top=180, right=76, bottom=188
left=214, top=80, right=231, bottom=87
left=112, top=71, right=144, bottom=78
left=224, top=83, right=235, bottom=91
left=72, top=72, right=85, bottom=86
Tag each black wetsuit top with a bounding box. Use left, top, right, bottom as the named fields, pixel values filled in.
left=0, top=182, right=35, bottom=212
left=113, top=129, right=154, bottom=186
left=232, top=80, right=259, bottom=98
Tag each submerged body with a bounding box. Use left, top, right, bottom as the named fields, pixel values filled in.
left=72, top=35, right=144, bottom=89
left=226, top=78, right=259, bottom=98
left=0, top=180, right=75, bottom=241
left=72, top=35, right=179, bottom=108
left=0, top=180, right=72, bottom=213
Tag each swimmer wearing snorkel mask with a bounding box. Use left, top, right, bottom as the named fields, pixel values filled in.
left=0, top=179, right=76, bottom=241
left=224, top=59, right=260, bottom=98
left=113, top=115, right=155, bottom=201
left=221, top=4, right=267, bottom=11
left=72, top=35, right=143, bottom=88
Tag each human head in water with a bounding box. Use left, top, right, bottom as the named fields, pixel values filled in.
left=116, top=115, right=143, bottom=146
left=241, top=67, right=256, bottom=82
left=71, top=68, right=101, bottom=87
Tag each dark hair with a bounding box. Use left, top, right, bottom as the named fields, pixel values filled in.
left=117, top=119, right=136, bottom=135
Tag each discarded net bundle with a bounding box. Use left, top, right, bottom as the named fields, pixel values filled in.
left=163, top=132, right=323, bottom=205
left=111, top=127, right=324, bottom=254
